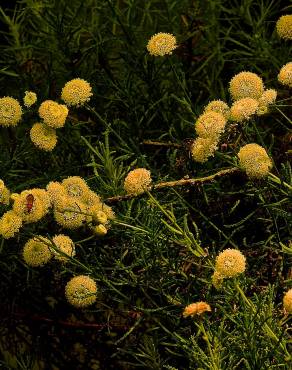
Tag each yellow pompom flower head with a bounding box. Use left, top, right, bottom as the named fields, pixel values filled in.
left=61, top=78, right=93, bottom=107
left=238, top=143, right=272, bottom=179
left=204, top=100, right=230, bottom=119
left=124, top=168, right=152, bottom=195
left=183, top=302, right=211, bottom=318
left=39, top=100, right=68, bottom=128
left=0, top=179, right=10, bottom=205
left=0, top=97, right=22, bottom=127
left=51, top=234, right=75, bottom=262
left=278, top=62, right=292, bottom=88
left=23, top=236, right=53, bottom=267
left=0, top=210, right=23, bottom=239
left=54, top=197, right=86, bottom=229
left=230, top=98, right=259, bottom=122
left=30, top=122, right=57, bottom=151
left=23, top=91, right=37, bottom=108
left=147, top=32, right=177, bottom=56
left=229, top=72, right=264, bottom=100
left=195, top=111, right=227, bottom=139
left=61, top=176, right=90, bottom=201
left=65, top=275, right=98, bottom=308
left=215, top=249, right=246, bottom=278
left=276, top=15, right=292, bottom=40
left=283, top=289, right=292, bottom=314
left=191, top=137, right=218, bottom=163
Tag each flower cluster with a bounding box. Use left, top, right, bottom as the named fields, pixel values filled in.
left=229, top=72, right=264, bottom=100
left=238, top=143, right=272, bottom=179
left=212, top=249, right=246, bottom=288
left=276, top=15, right=292, bottom=40
left=0, top=97, right=22, bottom=127
left=65, top=275, right=98, bottom=308
left=61, top=78, right=93, bottom=107
left=278, top=62, right=292, bottom=88
left=124, top=168, right=152, bottom=195
left=147, top=33, right=177, bottom=56
left=183, top=302, right=211, bottom=318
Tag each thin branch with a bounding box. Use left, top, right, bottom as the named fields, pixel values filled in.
left=105, top=167, right=240, bottom=204
left=141, top=140, right=182, bottom=148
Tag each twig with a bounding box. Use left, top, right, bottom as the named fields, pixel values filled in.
left=105, top=167, right=240, bottom=204
left=141, top=140, right=182, bottom=148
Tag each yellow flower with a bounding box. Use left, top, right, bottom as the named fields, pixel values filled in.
left=0, top=210, right=22, bottom=239
left=0, top=97, right=22, bottom=127
left=124, top=168, right=152, bottom=195
left=230, top=98, right=259, bottom=122
left=87, top=202, right=115, bottom=224
left=147, top=32, right=177, bottom=56
left=61, top=78, right=93, bottom=107
left=30, top=122, right=57, bottom=151
left=51, top=234, right=75, bottom=262
left=278, top=62, right=292, bottom=88
left=229, top=72, right=264, bottom=100
left=39, top=100, right=68, bottom=128
left=258, top=89, right=277, bottom=106
left=183, top=302, right=211, bottom=317
left=0, top=180, right=10, bottom=205
left=65, top=275, right=98, bottom=308
left=276, top=15, right=292, bottom=40
left=84, top=189, right=101, bottom=208
left=23, top=91, right=37, bottom=108
left=191, top=137, right=218, bottom=163
left=23, top=236, right=52, bottom=267
left=46, top=181, right=67, bottom=206
left=92, top=224, right=107, bottom=236
left=215, top=249, right=246, bottom=278
left=283, top=289, right=292, bottom=314
left=204, top=100, right=230, bottom=119
left=61, top=176, right=90, bottom=201
left=195, top=111, right=227, bottom=139
left=54, top=197, right=86, bottom=229
left=92, top=210, right=107, bottom=225
left=238, top=143, right=272, bottom=179
left=211, top=271, right=224, bottom=289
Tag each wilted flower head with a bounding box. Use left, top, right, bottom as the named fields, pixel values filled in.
left=278, top=62, right=292, bottom=88
left=23, top=236, right=52, bottom=267
left=0, top=180, right=10, bottom=205
left=65, top=275, right=98, bottom=308
left=12, top=188, right=51, bottom=223
left=124, top=168, right=152, bottom=195
left=230, top=98, right=259, bottom=122
left=215, top=248, right=246, bottom=278
left=195, top=111, right=227, bottom=139
left=229, top=72, right=264, bottom=100
left=191, top=137, right=218, bottom=163
left=204, top=100, right=230, bottom=119
left=0, top=97, right=22, bottom=127
left=61, top=78, right=93, bottom=107
left=23, top=91, right=37, bottom=108
left=147, top=32, right=177, bottom=56
left=30, top=122, right=57, bottom=151
left=283, top=289, right=292, bottom=314
left=39, top=100, right=68, bottom=128
left=183, top=302, right=211, bottom=317
left=276, top=15, right=292, bottom=40
left=51, top=234, right=75, bottom=262
left=0, top=210, right=22, bottom=239
left=61, top=176, right=90, bottom=201
left=238, top=143, right=272, bottom=179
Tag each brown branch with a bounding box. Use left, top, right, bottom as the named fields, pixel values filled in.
left=105, top=167, right=240, bottom=204
left=141, top=140, right=182, bottom=148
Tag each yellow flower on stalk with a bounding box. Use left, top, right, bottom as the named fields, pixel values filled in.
left=0, top=180, right=10, bottom=205
left=23, top=91, right=37, bottom=108
left=30, top=122, right=57, bottom=151
left=87, top=202, right=115, bottom=224
left=195, top=111, right=227, bottom=139
left=230, top=98, right=259, bottom=122
left=276, top=15, right=292, bottom=40
left=61, top=78, right=93, bottom=107
left=258, top=89, right=277, bottom=106
left=183, top=302, right=211, bottom=317
left=65, top=275, right=98, bottom=308
left=211, top=271, right=224, bottom=289
left=278, top=62, right=292, bottom=88
left=229, top=72, right=264, bottom=100
left=39, top=100, right=68, bottom=128
left=46, top=181, right=67, bottom=206
left=204, top=100, right=230, bottom=119
left=0, top=97, right=22, bottom=127
left=54, top=197, right=86, bottom=229
left=91, top=224, right=108, bottom=236
left=238, top=143, right=272, bottom=179
left=215, top=249, right=246, bottom=278
left=0, top=210, right=22, bottom=239
left=61, top=176, right=90, bottom=201
left=283, top=289, right=292, bottom=314
left=191, top=137, right=218, bottom=163
left=147, top=32, right=177, bottom=56
left=124, top=168, right=152, bottom=195
left=51, top=234, right=75, bottom=262
left=12, top=188, right=51, bottom=223
left=23, top=236, right=52, bottom=267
